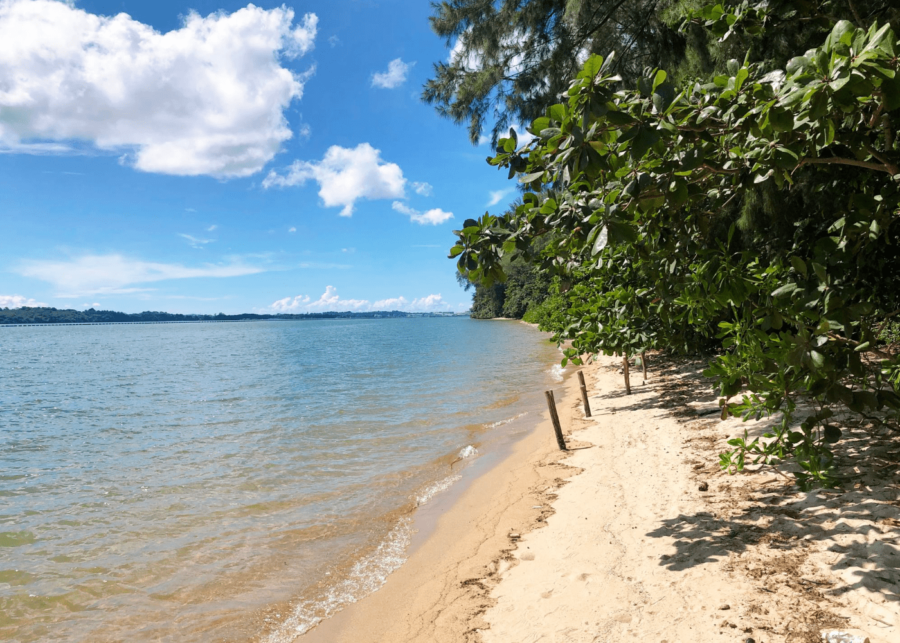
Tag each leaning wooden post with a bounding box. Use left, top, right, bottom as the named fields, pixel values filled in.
left=623, top=354, right=632, bottom=395
left=577, top=371, right=592, bottom=417
left=544, top=390, right=568, bottom=450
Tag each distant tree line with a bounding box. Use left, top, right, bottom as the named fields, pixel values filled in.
left=0, top=307, right=462, bottom=325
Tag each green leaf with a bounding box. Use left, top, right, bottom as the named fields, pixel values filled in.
left=549, top=104, right=567, bottom=123
left=591, top=225, right=608, bottom=255
left=823, top=425, right=842, bottom=444
left=530, top=117, right=550, bottom=134
left=653, top=69, right=667, bottom=90
left=830, top=20, right=856, bottom=48
left=579, top=54, right=605, bottom=80
left=789, top=256, right=807, bottom=277
left=607, top=220, right=638, bottom=245
left=810, top=350, right=825, bottom=369
left=771, top=282, right=800, bottom=298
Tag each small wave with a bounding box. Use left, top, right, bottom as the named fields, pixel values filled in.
left=265, top=518, right=413, bottom=642
left=457, top=445, right=478, bottom=460
left=415, top=474, right=461, bottom=507
left=548, top=363, right=566, bottom=382
left=483, top=412, right=527, bottom=429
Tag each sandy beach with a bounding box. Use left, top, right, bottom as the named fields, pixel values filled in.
left=296, top=352, right=899, bottom=643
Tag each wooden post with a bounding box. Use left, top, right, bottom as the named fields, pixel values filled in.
left=577, top=371, right=592, bottom=417
left=545, top=390, right=568, bottom=450
left=641, top=350, right=648, bottom=382
left=623, top=355, right=632, bottom=395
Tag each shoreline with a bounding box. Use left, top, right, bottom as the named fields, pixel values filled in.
left=294, top=359, right=585, bottom=643
left=294, top=353, right=899, bottom=643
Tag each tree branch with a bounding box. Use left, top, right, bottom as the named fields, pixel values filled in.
left=797, top=155, right=897, bottom=175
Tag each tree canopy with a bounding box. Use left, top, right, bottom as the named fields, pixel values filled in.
left=446, top=0, right=900, bottom=487
left=425, top=0, right=899, bottom=144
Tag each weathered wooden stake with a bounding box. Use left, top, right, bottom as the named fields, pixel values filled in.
left=545, top=390, right=568, bottom=450
left=641, top=350, right=648, bottom=382
left=577, top=370, right=592, bottom=417
left=623, top=355, right=632, bottom=395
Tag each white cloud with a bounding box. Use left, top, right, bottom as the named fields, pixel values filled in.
left=342, top=247, right=355, bottom=253
left=0, top=294, right=47, bottom=308
left=289, top=226, right=297, bottom=233
left=477, top=134, right=490, bottom=146
left=391, top=201, right=454, bottom=226
left=81, top=302, right=100, bottom=308
left=487, top=188, right=514, bottom=207
left=308, top=285, right=369, bottom=310
left=298, top=123, right=312, bottom=139
left=179, top=233, right=214, bottom=248
left=371, top=58, right=413, bottom=89
left=372, top=296, right=408, bottom=309
left=263, top=143, right=406, bottom=216
left=270, top=294, right=310, bottom=311
left=266, top=287, right=451, bottom=313
left=0, top=1, right=317, bottom=177
left=411, top=181, right=433, bottom=196
left=328, top=35, right=340, bottom=48
left=411, top=294, right=446, bottom=311
left=18, top=254, right=264, bottom=297
left=206, top=224, right=217, bottom=232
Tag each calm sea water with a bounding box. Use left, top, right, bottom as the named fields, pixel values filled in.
left=0, top=318, right=561, bottom=641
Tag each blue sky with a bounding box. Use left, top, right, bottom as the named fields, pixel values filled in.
left=0, top=0, right=522, bottom=313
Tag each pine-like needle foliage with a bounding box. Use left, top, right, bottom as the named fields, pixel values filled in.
left=423, top=0, right=688, bottom=145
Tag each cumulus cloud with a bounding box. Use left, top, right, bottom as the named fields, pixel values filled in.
left=270, top=294, right=310, bottom=312
left=18, top=254, right=264, bottom=297
left=263, top=143, right=406, bottom=216
left=266, top=287, right=450, bottom=313
left=0, top=294, right=47, bottom=308
left=371, top=58, right=413, bottom=89
left=308, top=285, right=369, bottom=310
left=372, top=296, right=408, bottom=309
left=289, top=226, right=297, bottom=233
left=0, top=1, right=317, bottom=177
left=411, top=294, right=446, bottom=310
left=81, top=302, right=101, bottom=308
left=411, top=181, right=433, bottom=196
left=391, top=201, right=454, bottom=226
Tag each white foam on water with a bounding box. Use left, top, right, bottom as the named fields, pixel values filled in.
left=483, top=412, right=527, bottom=429
left=265, top=517, right=413, bottom=642
left=415, top=473, right=462, bottom=507
left=266, top=470, right=468, bottom=641
left=457, top=445, right=478, bottom=460
left=548, top=363, right=566, bottom=382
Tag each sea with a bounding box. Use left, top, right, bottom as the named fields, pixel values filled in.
left=0, top=317, right=563, bottom=641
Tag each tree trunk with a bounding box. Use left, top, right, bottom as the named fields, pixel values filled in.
left=623, top=354, right=632, bottom=395
left=641, top=350, right=647, bottom=382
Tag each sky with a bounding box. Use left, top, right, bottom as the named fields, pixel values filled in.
left=0, top=0, right=525, bottom=314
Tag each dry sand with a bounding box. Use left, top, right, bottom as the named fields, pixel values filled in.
left=298, top=353, right=899, bottom=643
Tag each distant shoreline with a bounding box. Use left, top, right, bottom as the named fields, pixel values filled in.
left=0, top=307, right=471, bottom=326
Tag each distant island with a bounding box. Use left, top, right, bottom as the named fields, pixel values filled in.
left=0, top=307, right=469, bottom=326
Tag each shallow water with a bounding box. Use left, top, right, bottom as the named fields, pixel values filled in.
left=0, top=318, right=561, bottom=641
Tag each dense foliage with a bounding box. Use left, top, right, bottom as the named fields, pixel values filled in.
left=425, top=0, right=898, bottom=145
left=466, top=258, right=554, bottom=319
left=447, top=1, right=900, bottom=487
left=424, top=0, right=689, bottom=144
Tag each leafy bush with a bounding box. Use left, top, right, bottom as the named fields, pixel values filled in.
left=449, top=6, right=900, bottom=487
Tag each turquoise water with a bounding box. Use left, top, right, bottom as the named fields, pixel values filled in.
left=0, top=318, right=561, bottom=641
